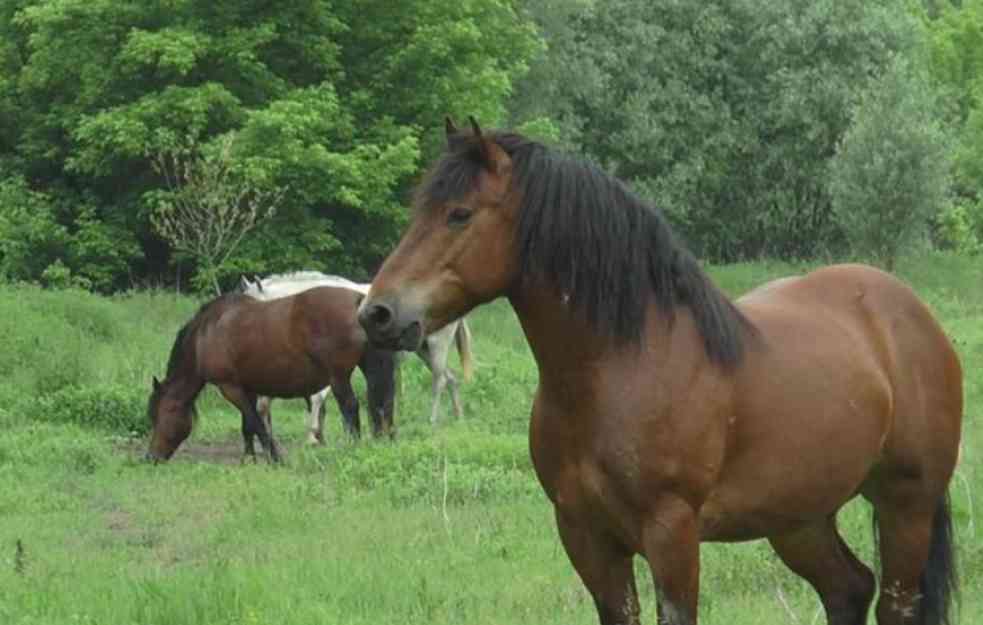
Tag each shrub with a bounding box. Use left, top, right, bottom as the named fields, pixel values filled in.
left=828, top=56, right=951, bottom=270
left=935, top=200, right=983, bottom=255
left=26, top=384, right=149, bottom=436
left=0, top=177, right=70, bottom=282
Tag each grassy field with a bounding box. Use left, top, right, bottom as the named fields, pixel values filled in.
left=0, top=254, right=980, bottom=624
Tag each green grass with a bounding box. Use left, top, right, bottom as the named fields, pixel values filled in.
left=0, top=253, right=981, bottom=624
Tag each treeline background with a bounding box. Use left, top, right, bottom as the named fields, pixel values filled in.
left=1, top=0, right=982, bottom=293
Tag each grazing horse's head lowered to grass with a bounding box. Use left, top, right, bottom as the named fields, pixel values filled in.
left=358, top=117, right=962, bottom=625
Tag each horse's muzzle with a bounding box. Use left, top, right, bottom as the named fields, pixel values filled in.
left=358, top=299, right=424, bottom=351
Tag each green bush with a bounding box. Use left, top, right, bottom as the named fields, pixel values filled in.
left=26, top=384, right=149, bottom=435
left=0, top=177, right=70, bottom=282
left=828, top=56, right=951, bottom=270
left=935, top=199, right=983, bottom=255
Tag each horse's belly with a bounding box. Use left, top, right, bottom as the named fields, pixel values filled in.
left=238, top=361, right=330, bottom=398
left=698, top=441, right=878, bottom=542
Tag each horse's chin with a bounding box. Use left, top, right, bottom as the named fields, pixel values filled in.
left=396, top=321, right=424, bottom=352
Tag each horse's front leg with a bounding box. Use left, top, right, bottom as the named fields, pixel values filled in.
left=220, top=385, right=281, bottom=463
left=555, top=508, right=640, bottom=625
left=642, top=497, right=700, bottom=625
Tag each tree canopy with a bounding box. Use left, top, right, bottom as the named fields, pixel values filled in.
left=0, top=0, right=538, bottom=290
left=0, top=0, right=978, bottom=290
left=511, top=0, right=934, bottom=261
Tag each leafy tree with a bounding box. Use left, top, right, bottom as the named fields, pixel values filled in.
left=0, top=0, right=540, bottom=290
left=0, top=177, right=69, bottom=283
left=150, top=136, right=283, bottom=294
left=828, top=58, right=951, bottom=271
left=512, top=0, right=925, bottom=261
left=920, top=0, right=983, bottom=250
left=509, top=0, right=594, bottom=146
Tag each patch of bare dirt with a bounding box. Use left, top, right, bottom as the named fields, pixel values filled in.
left=171, top=439, right=249, bottom=464
left=118, top=436, right=259, bottom=465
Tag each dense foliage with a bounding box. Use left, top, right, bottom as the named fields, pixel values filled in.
left=0, top=0, right=978, bottom=290
left=510, top=0, right=951, bottom=261
left=0, top=0, right=538, bottom=290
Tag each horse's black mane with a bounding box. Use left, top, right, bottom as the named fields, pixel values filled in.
left=416, top=130, right=753, bottom=366
left=165, top=293, right=248, bottom=379
left=149, top=293, right=249, bottom=423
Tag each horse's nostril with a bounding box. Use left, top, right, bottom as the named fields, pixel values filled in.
left=368, top=304, right=393, bottom=328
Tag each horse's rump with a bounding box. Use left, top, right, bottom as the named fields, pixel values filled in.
left=703, top=264, right=961, bottom=540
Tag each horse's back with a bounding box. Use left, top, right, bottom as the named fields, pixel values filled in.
left=199, top=287, right=366, bottom=396
left=292, top=286, right=366, bottom=349
left=741, top=264, right=960, bottom=429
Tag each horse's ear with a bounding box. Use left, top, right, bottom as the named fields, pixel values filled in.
left=239, top=276, right=250, bottom=292
left=468, top=116, right=510, bottom=176
left=152, top=376, right=161, bottom=391
left=445, top=116, right=468, bottom=152
left=468, top=115, right=483, bottom=138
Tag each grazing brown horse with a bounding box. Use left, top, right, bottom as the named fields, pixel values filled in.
left=147, top=287, right=397, bottom=462
left=358, top=118, right=962, bottom=625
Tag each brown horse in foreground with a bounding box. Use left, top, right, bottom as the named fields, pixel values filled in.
left=147, top=287, right=397, bottom=462
left=358, top=118, right=962, bottom=625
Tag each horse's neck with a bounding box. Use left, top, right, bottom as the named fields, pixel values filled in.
left=510, top=283, right=695, bottom=402
left=164, top=372, right=205, bottom=406
left=510, top=287, right=627, bottom=390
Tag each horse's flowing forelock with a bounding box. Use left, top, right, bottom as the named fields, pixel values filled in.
left=416, top=131, right=753, bottom=366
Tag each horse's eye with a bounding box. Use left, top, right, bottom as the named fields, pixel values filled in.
left=447, top=207, right=473, bottom=228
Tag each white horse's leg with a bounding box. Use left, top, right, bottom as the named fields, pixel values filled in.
left=420, top=325, right=457, bottom=424
left=307, top=388, right=329, bottom=444
left=429, top=367, right=448, bottom=424
left=257, top=396, right=273, bottom=432
left=445, top=368, right=463, bottom=419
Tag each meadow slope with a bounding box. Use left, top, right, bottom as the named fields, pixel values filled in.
left=0, top=254, right=980, bottom=624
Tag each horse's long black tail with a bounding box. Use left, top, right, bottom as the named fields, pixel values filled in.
left=921, top=493, right=958, bottom=625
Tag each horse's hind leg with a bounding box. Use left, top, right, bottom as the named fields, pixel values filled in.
left=444, top=369, right=463, bottom=420
left=306, top=390, right=328, bottom=445
left=429, top=368, right=448, bottom=425
left=768, top=516, right=875, bottom=625
left=870, top=493, right=955, bottom=625
left=330, top=373, right=360, bottom=440
left=420, top=331, right=460, bottom=423
left=245, top=395, right=273, bottom=460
